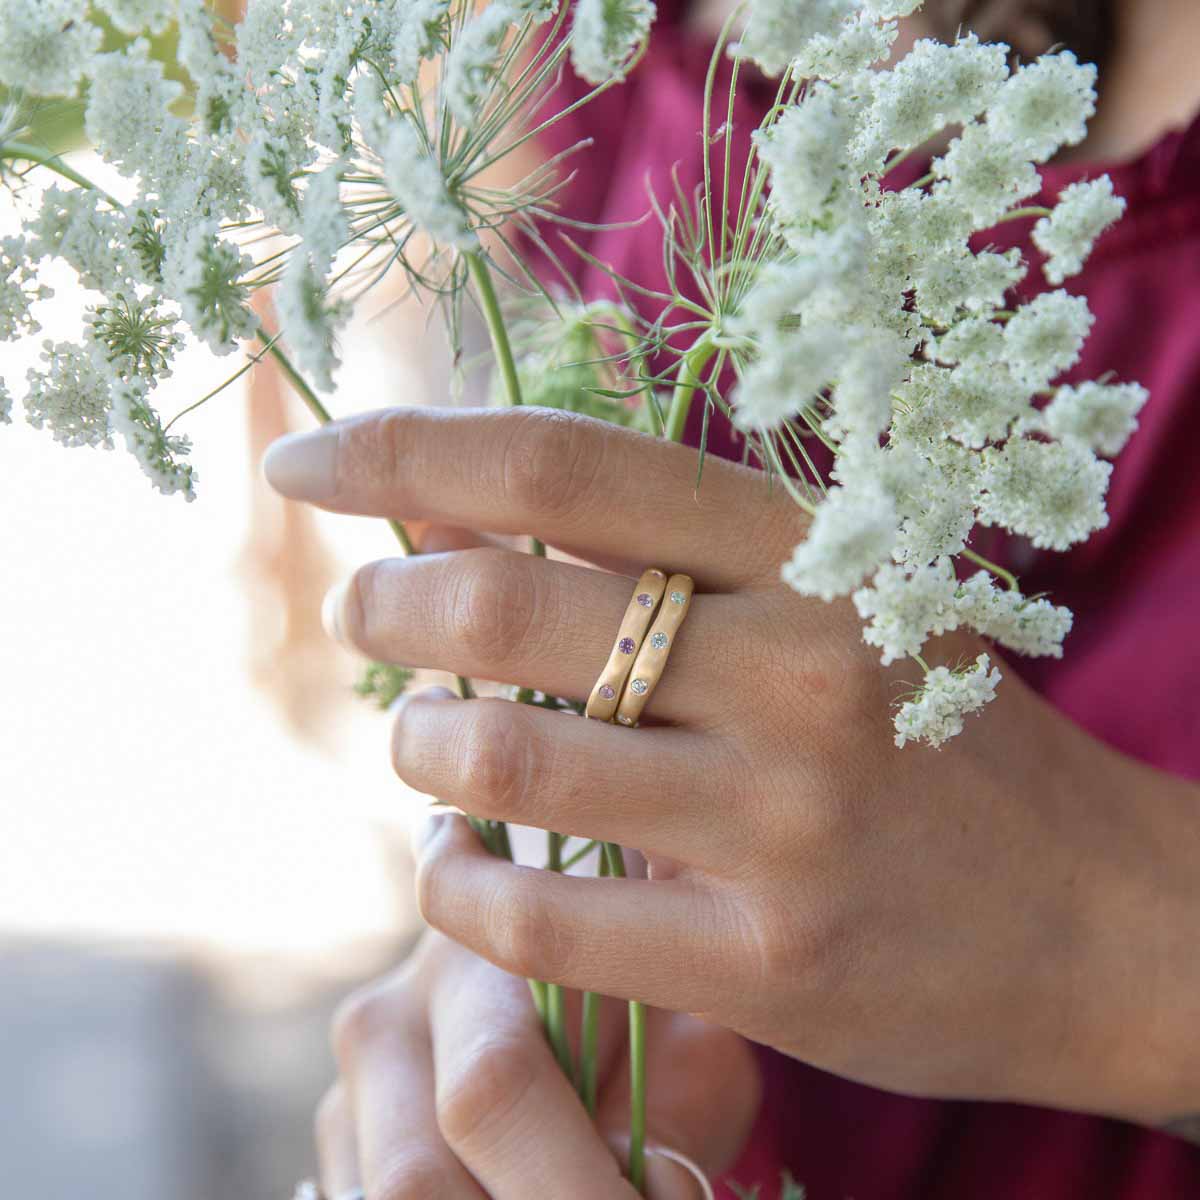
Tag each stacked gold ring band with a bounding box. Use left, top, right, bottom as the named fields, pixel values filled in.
left=585, top=568, right=668, bottom=722
left=586, top=568, right=694, bottom=727
left=615, top=573, right=693, bottom=727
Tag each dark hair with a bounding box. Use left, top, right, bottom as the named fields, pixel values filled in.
left=930, top=0, right=1117, bottom=69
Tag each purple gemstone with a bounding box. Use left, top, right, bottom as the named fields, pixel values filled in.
left=636, top=592, right=654, bottom=607
left=598, top=684, right=615, bottom=700
left=618, top=637, right=636, bottom=654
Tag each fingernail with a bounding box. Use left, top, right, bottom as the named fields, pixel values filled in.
left=263, top=428, right=337, bottom=501
left=644, top=1148, right=712, bottom=1200
left=322, top=578, right=350, bottom=644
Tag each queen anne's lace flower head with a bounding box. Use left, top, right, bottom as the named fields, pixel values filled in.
left=782, top=484, right=897, bottom=602
left=571, top=0, right=657, bottom=84
left=382, top=119, right=476, bottom=249
left=1035, top=380, right=1149, bottom=458
left=0, top=378, right=13, bottom=425
left=987, top=51, right=1097, bottom=163
left=24, top=341, right=114, bottom=449
left=853, top=558, right=960, bottom=666
left=110, top=379, right=198, bottom=501
left=1033, top=177, right=1126, bottom=284
left=978, top=437, right=1111, bottom=551
left=0, top=0, right=101, bottom=97
left=894, top=655, right=1001, bottom=749
left=96, top=0, right=177, bottom=35
left=1, top=236, right=51, bottom=343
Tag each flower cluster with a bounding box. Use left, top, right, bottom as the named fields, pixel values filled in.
left=1, top=0, right=649, bottom=499
left=718, top=2, right=1142, bottom=745
left=0, top=0, right=1146, bottom=747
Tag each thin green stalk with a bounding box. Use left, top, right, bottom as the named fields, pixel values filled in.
left=543, top=831, right=575, bottom=1079
left=578, top=849, right=609, bottom=1117
left=262, top=337, right=478, bottom=703
left=464, top=250, right=545, bottom=561
left=666, top=338, right=716, bottom=444
left=962, top=546, right=1020, bottom=592
left=0, top=141, right=122, bottom=206
left=603, top=843, right=646, bottom=1193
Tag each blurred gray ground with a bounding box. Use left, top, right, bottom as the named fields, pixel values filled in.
left=0, top=937, right=409, bottom=1200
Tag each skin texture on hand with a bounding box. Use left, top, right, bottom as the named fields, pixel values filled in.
left=265, top=405, right=1200, bottom=1142
left=316, top=932, right=759, bottom=1199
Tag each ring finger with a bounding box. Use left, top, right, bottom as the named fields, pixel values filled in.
left=327, top=547, right=749, bottom=728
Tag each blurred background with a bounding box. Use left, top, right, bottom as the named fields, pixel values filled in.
left=0, top=141, right=459, bottom=1197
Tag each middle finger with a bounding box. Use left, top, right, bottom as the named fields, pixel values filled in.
left=329, top=547, right=747, bottom=727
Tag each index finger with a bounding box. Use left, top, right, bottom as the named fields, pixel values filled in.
left=263, top=406, right=803, bottom=591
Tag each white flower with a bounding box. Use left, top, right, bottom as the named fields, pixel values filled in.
left=893, top=654, right=1000, bottom=749
left=97, top=0, right=177, bottom=35
left=862, top=0, right=921, bottom=14
left=955, top=572, right=1072, bottom=658
left=31, top=186, right=133, bottom=294
left=85, top=39, right=187, bottom=176
left=1033, top=176, right=1126, bottom=284
left=731, top=327, right=844, bottom=431
left=391, top=0, right=451, bottom=85
left=782, top=483, right=897, bottom=601
left=1, top=235, right=51, bottom=343
left=755, top=84, right=854, bottom=226
left=571, top=0, right=657, bottom=85
left=931, top=360, right=1031, bottom=448
left=978, top=437, right=1111, bottom=550
left=913, top=246, right=1025, bottom=326
left=110, top=378, right=197, bottom=501
left=934, top=122, right=1041, bottom=228
left=987, top=51, right=1096, bottom=163
left=931, top=316, right=1005, bottom=365
left=1037, top=380, right=1149, bottom=458
left=853, top=558, right=960, bottom=665
left=826, top=331, right=909, bottom=441
left=445, top=4, right=516, bottom=126
left=162, top=223, right=258, bottom=355
left=731, top=0, right=853, bottom=78
left=0, top=377, right=13, bottom=424
left=299, top=161, right=350, bottom=272
left=277, top=255, right=351, bottom=393
left=382, top=119, right=476, bottom=248
left=790, top=12, right=897, bottom=81
left=0, top=0, right=101, bottom=97
left=860, top=35, right=1009, bottom=158
left=85, top=293, right=182, bottom=383
left=24, top=342, right=113, bottom=448
left=1003, top=290, right=1094, bottom=390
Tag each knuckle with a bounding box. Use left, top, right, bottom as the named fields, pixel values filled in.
left=313, top=1085, right=344, bottom=1147
left=451, top=549, right=540, bottom=666
left=373, top=1150, right=447, bottom=1200
left=499, top=408, right=607, bottom=522
left=743, top=892, right=840, bottom=996
left=456, top=704, right=535, bottom=817
left=436, top=1031, right=538, bottom=1151
left=492, top=885, right=568, bottom=981
left=329, top=980, right=394, bottom=1067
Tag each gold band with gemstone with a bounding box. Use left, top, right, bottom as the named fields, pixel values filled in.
left=614, top=573, right=694, bottom=727
left=584, top=568, right=668, bottom=722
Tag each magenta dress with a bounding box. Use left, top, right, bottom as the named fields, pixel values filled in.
left=537, top=5, right=1200, bottom=1194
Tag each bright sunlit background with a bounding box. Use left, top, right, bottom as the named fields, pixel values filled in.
left=1, top=150, right=447, bottom=1199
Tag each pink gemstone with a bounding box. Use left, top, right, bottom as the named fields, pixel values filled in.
left=636, top=593, right=653, bottom=607
left=618, top=637, right=636, bottom=654
left=598, top=684, right=615, bottom=700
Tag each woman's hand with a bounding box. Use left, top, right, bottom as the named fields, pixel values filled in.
left=266, top=405, right=1200, bottom=1126
left=316, top=931, right=759, bottom=1199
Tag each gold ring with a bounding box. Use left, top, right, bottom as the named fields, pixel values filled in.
left=585, top=568, right=668, bottom=721
left=614, top=573, right=694, bottom=727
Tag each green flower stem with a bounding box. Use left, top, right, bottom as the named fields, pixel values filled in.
left=261, top=337, right=478, bottom=708
left=603, top=843, right=646, bottom=1194
left=665, top=339, right=716, bottom=443
left=962, top=546, right=1020, bottom=592
left=543, top=831, right=575, bottom=1080
left=0, top=141, right=122, bottom=207
left=465, top=249, right=545, bottom=563
left=579, top=849, right=608, bottom=1117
